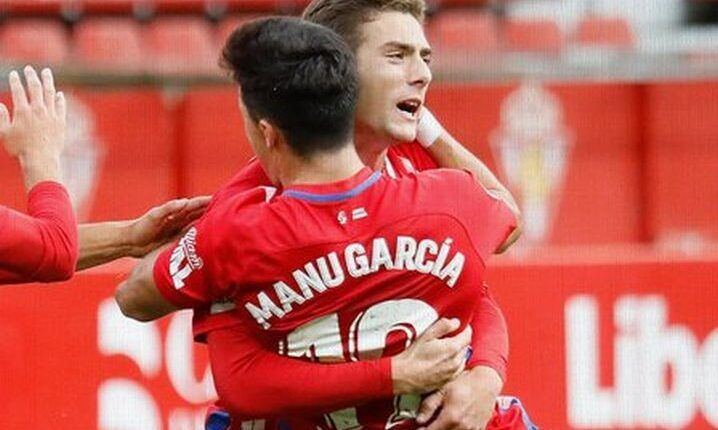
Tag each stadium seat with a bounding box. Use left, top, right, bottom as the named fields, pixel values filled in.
left=79, top=0, right=138, bottom=14
left=0, top=20, right=70, bottom=65
left=73, top=18, right=144, bottom=71
left=145, top=17, right=217, bottom=74
left=503, top=19, right=563, bottom=53
left=1, top=0, right=70, bottom=15
left=430, top=10, right=499, bottom=53
left=220, top=0, right=309, bottom=13
left=574, top=16, right=635, bottom=49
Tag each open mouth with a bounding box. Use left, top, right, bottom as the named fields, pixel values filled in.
left=396, top=99, right=421, bottom=120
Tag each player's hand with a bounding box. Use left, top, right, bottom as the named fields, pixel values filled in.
left=415, top=366, right=503, bottom=430
left=0, top=67, right=67, bottom=188
left=126, top=195, right=212, bottom=257
left=391, top=318, right=471, bottom=395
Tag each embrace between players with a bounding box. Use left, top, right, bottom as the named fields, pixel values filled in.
left=0, top=0, right=538, bottom=429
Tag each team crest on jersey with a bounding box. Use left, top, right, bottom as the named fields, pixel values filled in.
left=169, top=227, right=204, bottom=290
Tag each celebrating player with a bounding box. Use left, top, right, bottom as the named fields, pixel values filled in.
left=117, top=0, right=530, bottom=428
left=0, top=66, right=210, bottom=285
left=212, top=0, right=526, bottom=428
left=117, top=17, right=535, bottom=430
left=0, top=66, right=77, bottom=284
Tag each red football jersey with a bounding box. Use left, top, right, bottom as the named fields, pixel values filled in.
left=154, top=167, right=516, bottom=429
left=190, top=142, right=439, bottom=340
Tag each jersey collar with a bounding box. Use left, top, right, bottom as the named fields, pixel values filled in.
left=282, top=168, right=380, bottom=203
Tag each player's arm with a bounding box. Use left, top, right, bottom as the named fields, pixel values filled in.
left=416, top=287, right=507, bottom=429
left=116, top=209, right=225, bottom=322
left=77, top=196, right=210, bottom=270
left=414, top=171, right=518, bottom=430
left=416, top=109, right=522, bottom=252
left=115, top=245, right=179, bottom=321
left=0, top=183, right=77, bottom=283
left=0, top=67, right=79, bottom=284
left=208, top=318, right=471, bottom=418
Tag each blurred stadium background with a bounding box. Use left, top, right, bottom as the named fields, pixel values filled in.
left=1, top=0, right=717, bottom=429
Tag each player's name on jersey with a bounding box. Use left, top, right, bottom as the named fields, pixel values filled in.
left=245, top=235, right=466, bottom=329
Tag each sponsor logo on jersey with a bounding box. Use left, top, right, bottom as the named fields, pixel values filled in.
left=169, top=227, right=203, bottom=290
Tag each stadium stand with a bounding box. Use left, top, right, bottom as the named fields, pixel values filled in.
left=574, top=15, right=635, bottom=49
left=429, top=10, right=499, bottom=53
left=144, top=16, right=217, bottom=73
left=0, top=19, right=71, bottom=65
left=73, top=18, right=144, bottom=70
left=503, top=18, right=564, bottom=53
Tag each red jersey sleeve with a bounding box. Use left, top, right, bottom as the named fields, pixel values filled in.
left=208, top=325, right=393, bottom=419
left=387, top=141, right=439, bottom=172
left=0, top=181, right=78, bottom=284
left=449, top=169, right=517, bottom=264
left=153, top=186, right=270, bottom=309
left=207, top=158, right=271, bottom=211
left=465, top=284, right=509, bottom=381
left=153, top=221, right=222, bottom=309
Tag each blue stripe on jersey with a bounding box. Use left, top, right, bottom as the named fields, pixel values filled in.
left=283, top=171, right=381, bottom=203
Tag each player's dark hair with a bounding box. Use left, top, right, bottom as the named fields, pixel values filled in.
left=221, top=17, right=358, bottom=159
left=302, top=0, right=426, bottom=51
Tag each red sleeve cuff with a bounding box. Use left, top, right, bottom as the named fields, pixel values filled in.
left=28, top=180, right=67, bottom=196
left=374, top=357, right=395, bottom=397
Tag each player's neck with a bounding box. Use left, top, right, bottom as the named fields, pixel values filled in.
left=354, top=125, right=392, bottom=171
left=279, top=144, right=366, bottom=187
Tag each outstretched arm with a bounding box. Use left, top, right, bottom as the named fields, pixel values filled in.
left=77, top=196, right=210, bottom=270
left=0, top=66, right=78, bottom=284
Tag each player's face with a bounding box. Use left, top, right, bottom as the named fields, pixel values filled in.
left=354, top=11, right=432, bottom=144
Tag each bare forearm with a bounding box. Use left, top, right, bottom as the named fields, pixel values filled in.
left=77, top=221, right=134, bottom=270
left=467, top=365, right=503, bottom=398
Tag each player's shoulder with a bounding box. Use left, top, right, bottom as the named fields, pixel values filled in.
left=387, top=140, right=438, bottom=172
left=412, top=167, right=475, bottom=188
left=205, top=185, right=279, bottom=240
left=210, top=158, right=272, bottom=208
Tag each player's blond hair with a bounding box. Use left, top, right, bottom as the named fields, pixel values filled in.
left=302, top=0, right=426, bottom=51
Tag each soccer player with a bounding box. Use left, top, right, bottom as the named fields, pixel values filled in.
left=1, top=66, right=210, bottom=285
left=0, top=66, right=78, bottom=283
left=117, top=17, right=534, bottom=430
left=204, top=1, right=525, bottom=428
left=117, top=0, right=529, bottom=428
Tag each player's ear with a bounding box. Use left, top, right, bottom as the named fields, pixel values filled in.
left=257, top=119, right=279, bottom=150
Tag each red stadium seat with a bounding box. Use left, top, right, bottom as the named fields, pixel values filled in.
left=145, top=17, right=217, bottom=74
left=78, top=0, right=138, bottom=14
left=220, top=0, right=309, bottom=13
left=430, top=10, right=499, bottom=53
left=0, top=20, right=70, bottom=65
left=575, top=16, right=635, bottom=49
left=503, top=19, right=563, bottom=53
left=1, top=0, right=72, bottom=15
left=73, top=18, right=144, bottom=70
